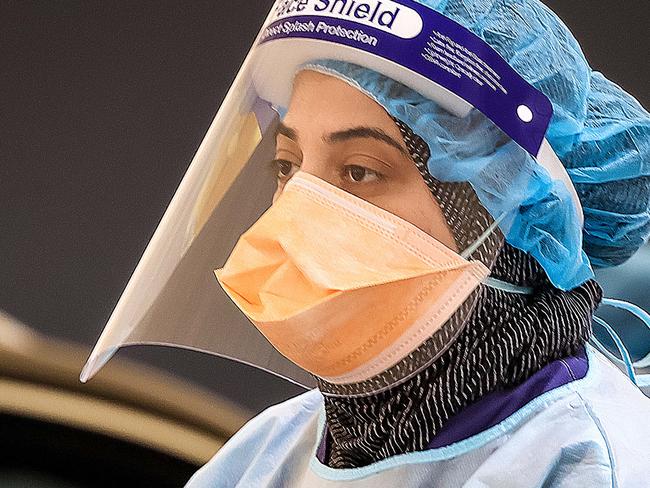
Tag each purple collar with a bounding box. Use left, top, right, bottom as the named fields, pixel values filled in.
left=317, top=348, right=588, bottom=461
left=427, top=347, right=588, bottom=448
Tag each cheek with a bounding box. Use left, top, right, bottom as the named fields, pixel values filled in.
left=384, top=189, right=458, bottom=252
left=420, top=201, right=458, bottom=252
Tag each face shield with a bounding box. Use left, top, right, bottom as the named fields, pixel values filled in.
left=81, top=0, right=585, bottom=396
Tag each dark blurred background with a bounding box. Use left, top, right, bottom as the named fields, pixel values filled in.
left=1, top=1, right=649, bottom=416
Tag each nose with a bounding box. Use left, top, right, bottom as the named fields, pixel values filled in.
left=294, top=158, right=339, bottom=188
left=271, top=153, right=342, bottom=204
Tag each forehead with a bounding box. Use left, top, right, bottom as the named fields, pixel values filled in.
left=283, top=70, right=405, bottom=144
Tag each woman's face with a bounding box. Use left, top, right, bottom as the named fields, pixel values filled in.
left=272, top=70, right=457, bottom=250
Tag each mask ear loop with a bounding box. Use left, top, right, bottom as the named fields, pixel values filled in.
left=460, top=211, right=534, bottom=296
left=460, top=205, right=649, bottom=385
left=482, top=277, right=534, bottom=295
left=590, top=297, right=650, bottom=385
left=590, top=316, right=637, bottom=384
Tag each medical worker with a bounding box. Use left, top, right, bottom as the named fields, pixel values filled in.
left=81, top=0, right=650, bottom=486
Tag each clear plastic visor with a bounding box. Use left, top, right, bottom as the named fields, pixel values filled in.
left=81, top=27, right=578, bottom=395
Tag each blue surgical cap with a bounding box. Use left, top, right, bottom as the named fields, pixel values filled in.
left=299, top=0, right=650, bottom=290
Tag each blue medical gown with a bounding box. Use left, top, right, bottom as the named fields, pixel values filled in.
left=187, top=347, right=650, bottom=487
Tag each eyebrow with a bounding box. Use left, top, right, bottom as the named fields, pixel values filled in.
left=277, top=122, right=298, bottom=140
left=277, top=123, right=408, bottom=157
left=327, top=127, right=409, bottom=156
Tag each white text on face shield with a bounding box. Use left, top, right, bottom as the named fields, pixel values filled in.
left=272, top=0, right=423, bottom=39
left=314, top=1, right=399, bottom=28
left=275, top=0, right=310, bottom=16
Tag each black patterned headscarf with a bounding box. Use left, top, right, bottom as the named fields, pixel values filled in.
left=321, top=120, right=602, bottom=469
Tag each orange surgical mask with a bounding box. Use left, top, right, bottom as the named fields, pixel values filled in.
left=215, top=172, right=490, bottom=385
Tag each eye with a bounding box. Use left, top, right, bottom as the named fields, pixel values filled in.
left=271, top=159, right=299, bottom=181
left=344, top=165, right=382, bottom=183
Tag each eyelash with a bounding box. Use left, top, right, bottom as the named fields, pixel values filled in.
left=269, top=159, right=385, bottom=184
left=270, top=159, right=299, bottom=181
left=342, top=165, right=384, bottom=183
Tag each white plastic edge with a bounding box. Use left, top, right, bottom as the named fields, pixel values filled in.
left=536, top=139, right=584, bottom=226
